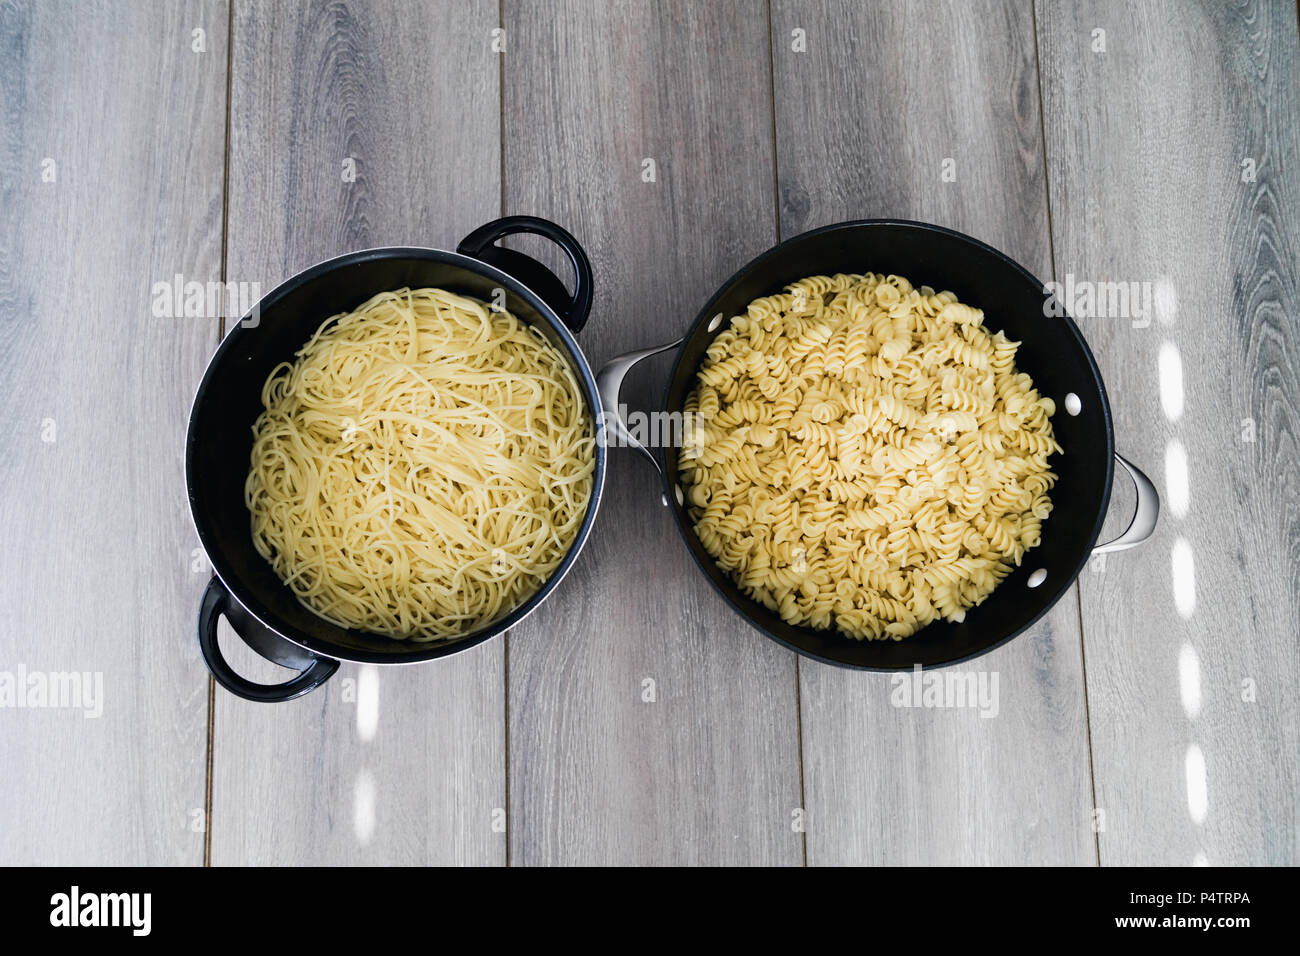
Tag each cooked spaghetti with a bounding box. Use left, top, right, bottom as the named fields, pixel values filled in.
left=245, top=287, right=595, bottom=640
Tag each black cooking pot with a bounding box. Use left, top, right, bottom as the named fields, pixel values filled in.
left=187, top=216, right=602, bottom=701
left=596, top=219, right=1159, bottom=669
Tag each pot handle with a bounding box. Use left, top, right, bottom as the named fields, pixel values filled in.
left=1091, top=454, right=1161, bottom=555
left=456, top=216, right=594, bottom=334
left=197, top=577, right=339, bottom=702
left=595, top=337, right=685, bottom=478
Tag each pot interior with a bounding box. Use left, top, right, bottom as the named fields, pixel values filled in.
left=663, top=221, right=1114, bottom=669
left=186, top=250, right=604, bottom=663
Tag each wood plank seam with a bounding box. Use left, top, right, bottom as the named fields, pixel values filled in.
left=1030, top=0, right=1101, bottom=869
left=204, top=0, right=237, bottom=872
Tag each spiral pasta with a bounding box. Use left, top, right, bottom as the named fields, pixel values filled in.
left=679, top=273, right=1061, bottom=641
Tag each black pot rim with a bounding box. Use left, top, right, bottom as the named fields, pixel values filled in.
left=658, top=217, right=1116, bottom=671
left=185, top=244, right=608, bottom=666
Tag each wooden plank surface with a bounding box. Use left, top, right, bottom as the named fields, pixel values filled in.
left=501, top=0, right=804, bottom=865
left=209, top=0, right=506, bottom=866
left=0, top=0, right=226, bottom=864
left=1037, top=0, right=1300, bottom=865
left=1, top=0, right=1295, bottom=868
left=770, top=0, right=1097, bottom=865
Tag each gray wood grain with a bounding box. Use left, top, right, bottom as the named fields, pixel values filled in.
left=4, top=0, right=1294, bottom=868
left=501, top=0, right=804, bottom=865
left=771, top=0, right=1097, bottom=865
left=0, top=0, right=226, bottom=864
left=1037, top=0, right=1300, bottom=865
left=209, top=0, right=506, bottom=866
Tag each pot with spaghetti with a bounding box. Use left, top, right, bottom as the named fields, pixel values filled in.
left=187, top=217, right=604, bottom=702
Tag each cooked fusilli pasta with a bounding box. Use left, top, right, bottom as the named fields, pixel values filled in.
left=679, top=273, right=1061, bottom=641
